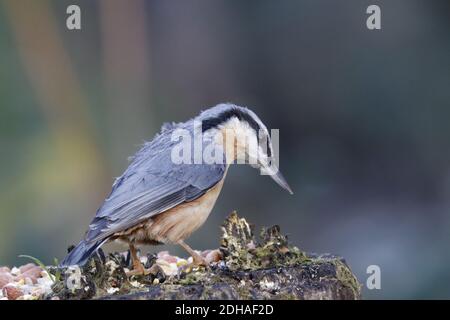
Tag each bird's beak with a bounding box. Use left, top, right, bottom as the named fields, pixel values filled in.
left=270, top=169, right=294, bottom=195
left=261, top=163, right=294, bottom=195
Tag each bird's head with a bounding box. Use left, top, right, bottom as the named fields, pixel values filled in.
left=199, top=103, right=293, bottom=194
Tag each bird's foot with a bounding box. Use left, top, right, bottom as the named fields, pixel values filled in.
left=176, top=240, right=211, bottom=272
left=126, top=262, right=163, bottom=277
left=177, top=253, right=211, bottom=275
left=126, top=263, right=145, bottom=277
left=192, top=253, right=210, bottom=269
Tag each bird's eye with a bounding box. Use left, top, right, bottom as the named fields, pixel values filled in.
left=266, top=139, right=272, bottom=157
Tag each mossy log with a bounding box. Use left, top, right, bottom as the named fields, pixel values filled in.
left=100, top=254, right=359, bottom=300
left=49, top=212, right=361, bottom=300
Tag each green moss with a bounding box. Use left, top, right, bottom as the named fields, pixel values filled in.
left=235, top=285, right=252, bottom=300
left=332, top=260, right=361, bottom=299
left=220, top=212, right=309, bottom=271
left=177, top=271, right=206, bottom=285
left=274, top=292, right=298, bottom=300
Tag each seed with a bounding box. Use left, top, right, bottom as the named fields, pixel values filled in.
left=19, top=263, right=36, bottom=274
left=3, top=285, right=23, bottom=300
left=0, top=274, right=14, bottom=289
left=176, top=259, right=188, bottom=267
left=205, top=249, right=223, bottom=264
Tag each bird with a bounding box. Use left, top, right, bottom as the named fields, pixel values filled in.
left=60, top=103, right=293, bottom=274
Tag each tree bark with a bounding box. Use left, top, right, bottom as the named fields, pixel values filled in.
left=100, top=254, right=360, bottom=300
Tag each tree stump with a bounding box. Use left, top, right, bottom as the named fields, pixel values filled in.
left=49, top=212, right=361, bottom=300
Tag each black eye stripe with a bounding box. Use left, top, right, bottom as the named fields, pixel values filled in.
left=201, top=108, right=261, bottom=133
left=266, top=139, right=272, bottom=157
left=202, top=107, right=273, bottom=157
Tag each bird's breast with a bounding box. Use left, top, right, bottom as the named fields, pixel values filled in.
left=123, top=177, right=226, bottom=245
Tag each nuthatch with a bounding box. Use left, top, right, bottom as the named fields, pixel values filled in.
left=60, top=103, right=292, bottom=273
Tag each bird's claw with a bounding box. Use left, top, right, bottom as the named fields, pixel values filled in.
left=126, top=263, right=163, bottom=277
left=193, top=257, right=211, bottom=271
left=177, top=255, right=211, bottom=275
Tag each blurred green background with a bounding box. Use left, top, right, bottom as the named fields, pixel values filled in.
left=1, top=0, right=450, bottom=298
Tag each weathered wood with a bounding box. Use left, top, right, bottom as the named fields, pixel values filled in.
left=49, top=212, right=361, bottom=300
left=100, top=254, right=360, bottom=300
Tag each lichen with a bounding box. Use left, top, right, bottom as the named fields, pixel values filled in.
left=220, top=211, right=309, bottom=271
left=177, top=271, right=207, bottom=285
left=332, top=259, right=361, bottom=299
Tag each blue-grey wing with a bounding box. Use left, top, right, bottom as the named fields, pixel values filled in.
left=85, top=138, right=226, bottom=243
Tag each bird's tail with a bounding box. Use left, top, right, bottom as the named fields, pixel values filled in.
left=59, top=239, right=103, bottom=267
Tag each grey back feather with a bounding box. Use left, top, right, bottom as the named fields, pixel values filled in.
left=85, top=116, right=226, bottom=243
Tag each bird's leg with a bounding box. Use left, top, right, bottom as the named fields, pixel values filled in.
left=178, top=240, right=208, bottom=267
left=126, top=243, right=145, bottom=276
left=126, top=243, right=164, bottom=277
